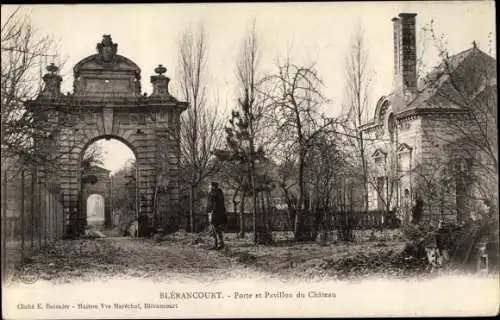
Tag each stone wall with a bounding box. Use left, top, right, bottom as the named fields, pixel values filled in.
left=416, top=113, right=486, bottom=223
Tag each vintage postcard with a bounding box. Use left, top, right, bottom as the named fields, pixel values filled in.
left=1, top=2, right=498, bottom=318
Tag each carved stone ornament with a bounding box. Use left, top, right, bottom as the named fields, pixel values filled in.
left=96, top=35, right=118, bottom=64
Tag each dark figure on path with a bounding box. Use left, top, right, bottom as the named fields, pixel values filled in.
left=207, top=182, right=227, bottom=250
left=400, top=189, right=412, bottom=226
left=412, top=195, right=423, bottom=224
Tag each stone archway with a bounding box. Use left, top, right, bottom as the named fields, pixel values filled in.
left=26, top=35, right=188, bottom=237
left=81, top=165, right=112, bottom=228
left=86, top=194, right=106, bottom=228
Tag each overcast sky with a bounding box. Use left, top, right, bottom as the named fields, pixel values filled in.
left=2, top=2, right=495, bottom=174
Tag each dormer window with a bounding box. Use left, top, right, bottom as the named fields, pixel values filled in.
left=397, top=143, right=413, bottom=154
left=372, top=149, right=387, bottom=164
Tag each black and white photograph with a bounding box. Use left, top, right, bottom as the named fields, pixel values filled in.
left=1, top=2, right=498, bottom=318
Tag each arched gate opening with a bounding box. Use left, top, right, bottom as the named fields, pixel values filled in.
left=26, top=35, right=188, bottom=238
left=86, top=194, right=105, bottom=228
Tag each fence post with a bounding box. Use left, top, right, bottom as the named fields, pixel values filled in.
left=21, top=169, right=25, bottom=260
left=58, top=196, right=60, bottom=238
left=31, top=169, right=35, bottom=255
left=51, top=189, right=55, bottom=241
left=54, top=192, right=58, bottom=239
left=2, top=171, right=7, bottom=280
left=48, top=185, right=52, bottom=242
left=44, top=182, right=48, bottom=246
left=38, top=175, right=42, bottom=250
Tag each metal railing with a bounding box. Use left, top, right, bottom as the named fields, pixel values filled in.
left=223, top=209, right=398, bottom=233
left=1, top=168, right=64, bottom=281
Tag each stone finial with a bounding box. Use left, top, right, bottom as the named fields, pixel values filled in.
left=41, top=63, right=62, bottom=97
left=46, top=63, right=59, bottom=74
left=150, top=64, right=170, bottom=98
left=154, top=64, right=167, bottom=75
left=472, top=40, right=478, bottom=49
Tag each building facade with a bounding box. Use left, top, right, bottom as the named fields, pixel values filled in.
left=360, top=13, right=497, bottom=223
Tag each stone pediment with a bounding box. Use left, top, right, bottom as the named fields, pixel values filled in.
left=397, top=143, right=413, bottom=153
left=73, top=35, right=142, bottom=97
left=74, top=54, right=141, bottom=76
left=372, top=148, right=387, bottom=158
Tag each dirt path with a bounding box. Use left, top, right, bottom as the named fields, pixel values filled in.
left=9, top=230, right=428, bottom=285
left=11, top=236, right=256, bottom=284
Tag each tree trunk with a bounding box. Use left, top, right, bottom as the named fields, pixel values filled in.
left=250, top=164, right=258, bottom=244
left=189, top=185, right=195, bottom=233
left=232, top=189, right=239, bottom=220
left=232, top=188, right=241, bottom=237
left=260, top=190, right=266, bottom=235
left=266, top=190, right=273, bottom=233
left=239, top=192, right=246, bottom=239
left=359, top=131, right=369, bottom=212
left=257, top=189, right=272, bottom=244
left=239, top=192, right=246, bottom=238
left=294, top=152, right=307, bottom=241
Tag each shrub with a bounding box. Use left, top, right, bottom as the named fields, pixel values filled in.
left=401, top=223, right=434, bottom=243
left=401, top=214, right=499, bottom=271
left=384, top=210, right=401, bottom=229
left=337, top=211, right=356, bottom=242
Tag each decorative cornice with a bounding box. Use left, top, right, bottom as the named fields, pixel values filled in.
left=359, top=121, right=381, bottom=131
left=25, top=95, right=188, bottom=112
left=396, top=107, right=469, bottom=120
left=398, top=114, right=419, bottom=123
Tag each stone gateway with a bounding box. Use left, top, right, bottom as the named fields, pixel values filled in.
left=26, top=35, right=188, bottom=237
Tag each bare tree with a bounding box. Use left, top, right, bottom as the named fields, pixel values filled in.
left=211, top=151, right=248, bottom=237
left=275, top=145, right=299, bottom=228
left=109, top=160, right=137, bottom=234
left=304, top=133, right=349, bottom=240
left=82, top=142, right=105, bottom=168
left=341, top=24, right=372, bottom=211
left=224, top=21, right=274, bottom=244
left=264, top=57, right=338, bottom=241
left=176, top=23, right=224, bottom=232
left=1, top=8, right=65, bottom=169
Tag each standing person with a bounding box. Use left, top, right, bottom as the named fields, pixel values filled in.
left=207, top=182, right=227, bottom=250
left=412, top=194, right=423, bottom=224
left=401, top=189, right=412, bottom=226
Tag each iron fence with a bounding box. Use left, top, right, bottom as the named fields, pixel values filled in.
left=223, top=209, right=398, bottom=233
left=1, top=168, right=64, bottom=281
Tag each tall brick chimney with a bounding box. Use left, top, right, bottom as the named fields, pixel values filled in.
left=392, top=13, right=417, bottom=92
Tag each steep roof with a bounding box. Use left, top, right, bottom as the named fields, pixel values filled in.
left=362, top=46, right=496, bottom=130
left=407, top=46, right=496, bottom=110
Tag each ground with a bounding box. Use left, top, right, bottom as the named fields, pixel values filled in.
left=8, top=229, right=433, bottom=285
